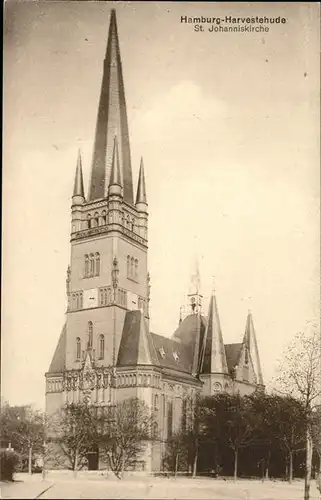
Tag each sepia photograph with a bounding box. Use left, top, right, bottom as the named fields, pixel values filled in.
left=2, top=1, right=320, bottom=499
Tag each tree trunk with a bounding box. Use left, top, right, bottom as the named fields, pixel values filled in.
left=28, top=446, right=33, bottom=475
left=289, top=451, right=293, bottom=483
left=304, top=425, right=313, bottom=500
left=234, top=449, right=238, bottom=482
left=175, top=453, right=179, bottom=478
left=192, top=450, right=198, bottom=478
left=265, top=449, right=270, bottom=480
left=73, top=449, right=78, bottom=478
left=120, top=454, right=125, bottom=480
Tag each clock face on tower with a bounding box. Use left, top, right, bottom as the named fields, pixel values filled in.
left=83, top=288, right=98, bottom=309
left=127, top=291, right=138, bottom=311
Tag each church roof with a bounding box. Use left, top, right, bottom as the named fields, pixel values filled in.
left=48, top=324, right=67, bottom=373
left=172, top=314, right=207, bottom=346
left=150, top=332, right=193, bottom=374
left=117, top=311, right=158, bottom=366
left=224, top=343, right=242, bottom=373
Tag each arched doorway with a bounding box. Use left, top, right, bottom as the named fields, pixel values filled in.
left=87, top=446, right=99, bottom=470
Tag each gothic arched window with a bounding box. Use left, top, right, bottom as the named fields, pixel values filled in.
left=102, top=210, right=107, bottom=225
left=89, top=254, right=95, bottom=276
left=154, top=394, right=159, bottom=411
left=99, top=334, right=105, bottom=359
left=95, top=253, right=100, bottom=276
left=88, top=321, right=93, bottom=349
left=84, top=254, right=89, bottom=277
left=76, top=337, right=81, bottom=360
left=94, top=212, right=99, bottom=227
left=87, top=214, right=92, bottom=229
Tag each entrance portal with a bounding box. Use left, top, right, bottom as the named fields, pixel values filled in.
left=87, top=446, right=99, bottom=470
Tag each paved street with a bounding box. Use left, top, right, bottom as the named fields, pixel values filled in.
left=1, top=474, right=320, bottom=500
left=38, top=478, right=320, bottom=500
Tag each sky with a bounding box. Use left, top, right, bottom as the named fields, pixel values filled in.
left=2, top=1, right=320, bottom=409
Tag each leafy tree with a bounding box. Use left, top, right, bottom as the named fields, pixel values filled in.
left=162, top=432, right=189, bottom=474
left=98, top=397, right=153, bottom=479
left=251, top=393, right=306, bottom=482
left=276, top=326, right=321, bottom=499
left=201, top=393, right=261, bottom=481
left=0, top=403, right=44, bottom=474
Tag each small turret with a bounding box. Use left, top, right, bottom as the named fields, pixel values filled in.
left=72, top=150, right=85, bottom=205
left=71, top=150, right=85, bottom=234
left=135, top=158, right=148, bottom=240
left=135, top=158, right=148, bottom=209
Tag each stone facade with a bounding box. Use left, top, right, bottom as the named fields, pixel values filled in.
left=45, top=8, right=264, bottom=473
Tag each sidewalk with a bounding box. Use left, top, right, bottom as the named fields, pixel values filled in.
left=0, top=474, right=54, bottom=499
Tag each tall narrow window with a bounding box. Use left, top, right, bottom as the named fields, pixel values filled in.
left=99, top=334, right=105, bottom=359
left=131, top=257, right=134, bottom=278
left=95, top=253, right=100, bottom=276
left=90, top=254, right=95, bottom=276
left=87, top=214, right=92, bottom=229
left=94, top=212, right=99, bottom=227
left=88, top=321, right=93, bottom=349
left=126, top=255, right=130, bottom=278
left=102, top=210, right=107, bottom=225
left=76, top=337, right=81, bottom=360
left=135, top=259, right=138, bottom=280
left=84, top=255, right=89, bottom=277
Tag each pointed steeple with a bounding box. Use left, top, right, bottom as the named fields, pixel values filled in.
left=135, top=158, right=147, bottom=206
left=200, top=292, right=228, bottom=374
left=243, top=310, right=264, bottom=385
left=72, top=150, right=85, bottom=202
left=89, top=9, right=134, bottom=203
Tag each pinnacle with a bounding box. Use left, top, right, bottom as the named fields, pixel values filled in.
left=73, top=149, right=85, bottom=199
left=135, top=157, right=147, bottom=205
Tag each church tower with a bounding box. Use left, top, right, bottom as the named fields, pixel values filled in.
left=46, top=9, right=149, bottom=414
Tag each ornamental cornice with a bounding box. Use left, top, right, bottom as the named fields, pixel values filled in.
left=71, top=224, right=147, bottom=247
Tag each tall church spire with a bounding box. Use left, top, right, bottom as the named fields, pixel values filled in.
left=243, top=311, right=264, bottom=385
left=88, top=9, right=134, bottom=204
left=200, top=292, right=228, bottom=374
left=72, top=150, right=85, bottom=202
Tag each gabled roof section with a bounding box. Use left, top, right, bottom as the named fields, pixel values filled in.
left=48, top=324, right=66, bottom=373
left=150, top=333, right=193, bottom=374
left=117, top=311, right=158, bottom=366
left=224, top=343, right=242, bottom=373
left=172, top=313, right=206, bottom=377
left=89, top=9, right=134, bottom=203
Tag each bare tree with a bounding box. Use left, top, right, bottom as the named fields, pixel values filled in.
left=276, top=326, right=321, bottom=500
left=99, top=397, right=153, bottom=479
left=47, top=400, right=98, bottom=475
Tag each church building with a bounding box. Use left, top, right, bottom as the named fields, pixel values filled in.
left=45, top=9, right=264, bottom=472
